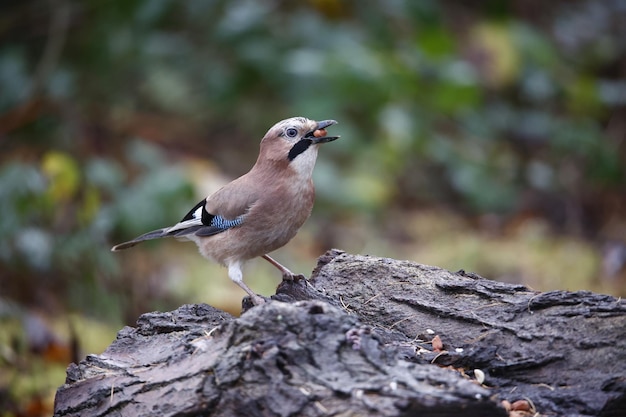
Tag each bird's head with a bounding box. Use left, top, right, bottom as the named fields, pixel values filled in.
left=258, top=117, right=339, bottom=173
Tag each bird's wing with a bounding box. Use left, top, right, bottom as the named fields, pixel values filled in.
left=165, top=197, right=246, bottom=238
left=111, top=197, right=247, bottom=251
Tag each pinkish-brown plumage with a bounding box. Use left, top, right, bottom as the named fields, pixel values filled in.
left=111, top=117, right=339, bottom=305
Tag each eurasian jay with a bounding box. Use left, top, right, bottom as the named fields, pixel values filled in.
left=111, top=117, right=339, bottom=305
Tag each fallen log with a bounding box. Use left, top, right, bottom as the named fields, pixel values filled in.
left=54, top=250, right=626, bottom=417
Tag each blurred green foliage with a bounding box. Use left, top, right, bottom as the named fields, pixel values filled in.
left=2, top=0, right=625, bottom=414
left=3, top=0, right=625, bottom=209
left=0, top=142, right=193, bottom=317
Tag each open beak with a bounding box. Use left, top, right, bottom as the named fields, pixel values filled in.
left=307, top=119, right=340, bottom=144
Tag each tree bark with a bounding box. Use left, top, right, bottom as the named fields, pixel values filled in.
left=54, top=250, right=626, bottom=417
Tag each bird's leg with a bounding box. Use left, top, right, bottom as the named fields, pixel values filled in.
left=262, top=254, right=305, bottom=281
left=228, top=262, right=265, bottom=305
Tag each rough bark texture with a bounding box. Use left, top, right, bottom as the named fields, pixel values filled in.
left=54, top=250, right=626, bottom=417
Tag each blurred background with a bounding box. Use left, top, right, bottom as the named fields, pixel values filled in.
left=1, top=0, right=625, bottom=414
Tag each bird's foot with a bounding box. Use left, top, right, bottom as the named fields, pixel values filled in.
left=242, top=294, right=268, bottom=311
left=251, top=294, right=267, bottom=305
left=282, top=272, right=307, bottom=282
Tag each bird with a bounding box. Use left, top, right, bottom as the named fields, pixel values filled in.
left=111, top=117, right=339, bottom=305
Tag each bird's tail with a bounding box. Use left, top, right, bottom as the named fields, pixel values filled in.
left=111, top=228, right=171, bottom=251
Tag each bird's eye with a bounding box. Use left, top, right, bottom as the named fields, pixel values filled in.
left=285, top=128, right=298, bottom=138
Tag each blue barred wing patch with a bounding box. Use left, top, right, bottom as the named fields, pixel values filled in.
left=210, top=215, right=243, bottom=230
left=194, top=213, right=244, bottom=237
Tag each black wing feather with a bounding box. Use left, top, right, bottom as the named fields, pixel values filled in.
left=179, top=197, right=243, bottom=237
left=181, top=199, right=212, bottom=223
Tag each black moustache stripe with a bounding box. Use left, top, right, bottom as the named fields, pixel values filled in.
left=287, top=139, right=312, bottom=161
